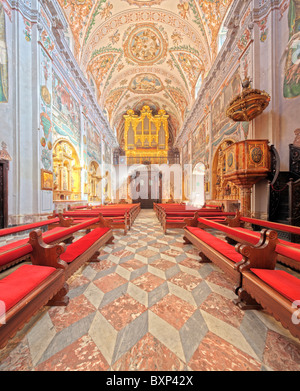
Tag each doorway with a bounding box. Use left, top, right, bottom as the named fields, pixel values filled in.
left=0, top=160, right=9, bottom=228
left=130, top=165, right=162, bottom=209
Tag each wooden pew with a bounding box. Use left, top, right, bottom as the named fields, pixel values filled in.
left=0, top=217, right=60, bottom=238
left=0, top=217, right=101, bottom=273
left=223, top=213, right=300, bottom=271
left=234, top=230, right=300, bottom=341
left=28, top=218, right=114, bottom=279
left=0, top=263, right=69, bottom=349
left=183, top=225, right=278, bottom=294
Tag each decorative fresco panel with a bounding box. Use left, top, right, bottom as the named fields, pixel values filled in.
left=0, top=3, right=8, bottom=103
left=128, top=74, right=164, bottom=94
left=40, top=44, right=53, bottom=172
left=85, top=116, right=102, bottom=164
left=52, top=70, right=81, bottom=144
left=283, top=0, right=300, bottom=98
left=211, top=68, right=241, bottom=140
left=192, top=120, right=206, bottom=166
left=123, top=24, right=168, bottom=66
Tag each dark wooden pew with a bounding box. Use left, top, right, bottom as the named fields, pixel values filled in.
left=0, top=263, right=69, bottom=349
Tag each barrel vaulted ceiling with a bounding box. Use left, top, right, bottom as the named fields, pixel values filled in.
left=57, top=0, right=233, bottom=146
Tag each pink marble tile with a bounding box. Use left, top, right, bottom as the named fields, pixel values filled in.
left=188, top=331, right=261, bottom=371
left=179, top=257, right=201, bottom=270
left=168, top=271, right=202, bottom=291
left=150, top=242, right=168, bottom=249
left=36, top=335, right=109, bottom=371
left=205, top=270, right=233, bottom=290
left=150, top=259, right=175, bottom=271
left=112, top=249, right=134, bottom=258
left=151, top=293, right=196, bottom=330
left=0, top=339, right=33, bottom=371
left=120, top=258, right=145, bottom=271
left=161, top=249, right=182, bottom=258
left=131, top=272, right=165, bottom=292
left=112, top=332, right=185, bottom=370
left=200, top=292, right=244, bottom=329
left=263, top=330, right=300, bottom=371
left=93, top=272, right=128, bottom=293
left=137, top=249, right=158, bottom=258
left=67, top=274, right=90, bottom=290
left=48, top=294, right=96, bottom=332
left=89, top=259, right=115, bottom=272
left=100, top=293, right=147, bottom=331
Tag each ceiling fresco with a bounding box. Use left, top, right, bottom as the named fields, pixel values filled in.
left=57, top=0, right=233, bottom=145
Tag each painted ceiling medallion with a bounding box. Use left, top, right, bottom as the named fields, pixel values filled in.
left=129, top=73, right=164, bottom=94
left=122, top=0, right=166, bottom=6
left=124, top=24, right=167, bottom=65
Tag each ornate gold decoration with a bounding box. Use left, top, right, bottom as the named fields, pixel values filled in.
left=223, top=139, right=270, bottom=216
left=226, top=78, right=270, bottom=122
left=123, top=24, right=167, bottom=66
left=52, top=140, right=81, bottom=200
left=123, top=105, right=169, bottom=164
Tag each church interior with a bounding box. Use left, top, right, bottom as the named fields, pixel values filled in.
left=0, top=0, right=300, bottom=372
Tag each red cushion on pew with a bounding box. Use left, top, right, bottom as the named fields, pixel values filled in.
left=186, top=226, right=243, bottom=263
left=0, top=218, right=59, bottom=237
left=0, top=241, right=32, bottom=267
left=250, top=268, right=300, bottom=303
left=241, top=217, right=300, bottom=235
left=0, top=264, right=56, bottom=312
left=60, top=227, right=110, bottom=263
left=275, top=244, right=300, bottom=263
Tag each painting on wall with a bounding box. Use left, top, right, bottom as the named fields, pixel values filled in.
left=211, top=68, right=241, bottom=140
left=52, top=71, right=81, bottom=143
left=41, top=169, right=53, bottom=190
left=283, top=0, right=300, bottom=98
left=0, top=3, right=8, bottom=103
left=192, top=120, right=206, bottom=166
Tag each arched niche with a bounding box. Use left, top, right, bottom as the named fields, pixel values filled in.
left=88, top=161, right=102, bottom=202
left=212, top=139, right=240, bottom=201
left=53, top=139, right=81, bottom=201
left=191, top=162, right=205, bottom=207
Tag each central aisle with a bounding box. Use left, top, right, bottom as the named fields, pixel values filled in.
left=1, top=209, right=300, bottom=371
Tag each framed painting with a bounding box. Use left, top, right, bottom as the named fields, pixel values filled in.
left=41, top=169, right=53, bottom=190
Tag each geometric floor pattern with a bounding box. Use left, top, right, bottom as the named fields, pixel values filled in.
left=1, top=209, right=300, bottom=371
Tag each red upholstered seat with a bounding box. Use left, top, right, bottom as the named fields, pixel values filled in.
left=0, top=241, right=32, bottom=267
left=0, top=218, right=59, bottom=237
left=186, top=226, right=243, bottom=263
left=60, top=227, right=110, bottom=263
left=250, top=268, right=300, bottom=303
left=0, top=264, right=56, bottom=312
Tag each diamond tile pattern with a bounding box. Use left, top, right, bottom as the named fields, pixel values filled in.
left=1, top=209, right=300, bottom=371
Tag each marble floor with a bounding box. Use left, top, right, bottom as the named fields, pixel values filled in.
left=1, top=209, right=300, bottom=371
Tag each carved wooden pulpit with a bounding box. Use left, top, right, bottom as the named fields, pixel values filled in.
left=222, top=140, right=270, bottom=216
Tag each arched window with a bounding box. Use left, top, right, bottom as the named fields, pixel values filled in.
left=218, top=25, right=228, bottom=52
left=191, top=162, right=205, bottom=207
left=195, top=74, right=202, bottom=98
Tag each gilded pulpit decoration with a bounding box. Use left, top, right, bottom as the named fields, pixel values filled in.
left=123, top=105, right=169, bottom=165
left=0, top=142, right=11, bottom=161
left=223, top=139, right=271, bottom=216
left=226, top=78, right=270, bottom=122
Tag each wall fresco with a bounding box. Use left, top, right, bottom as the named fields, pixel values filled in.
left=283, top=0, right=300, bottom=98
left=0, top=2, right=8, bottom=103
